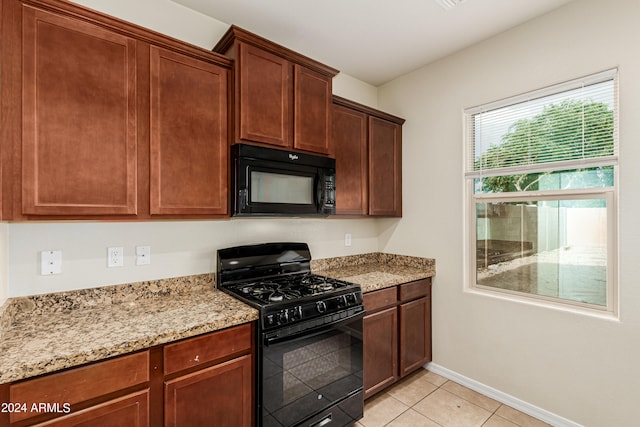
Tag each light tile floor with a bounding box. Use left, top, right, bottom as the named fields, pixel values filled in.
left=357, top=369, right=552, bottom=427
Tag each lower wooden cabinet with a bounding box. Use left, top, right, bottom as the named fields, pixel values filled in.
left=163, top=323, right=253, bottom=427
left=363, top=279, right=432, bottom=399
left=165, top=355, right=252, bottom=427
left=33, top=390, right=149, bottom=427
left=363, top=306, right=398, bottom=397
left=6, top=351, right=150, bottom=425
left=0, top=323, right=254, bottom=426
left=399, top=296, right=431, bottom=376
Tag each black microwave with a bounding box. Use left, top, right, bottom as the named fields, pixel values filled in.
left=231, top=144, right=336, bottom=217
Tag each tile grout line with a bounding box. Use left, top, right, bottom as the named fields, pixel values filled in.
left=387, top=377, right=511, bottom=427
left=366, top=370, right=543, bottom=427
left=383, top=384, right=444, bottom=427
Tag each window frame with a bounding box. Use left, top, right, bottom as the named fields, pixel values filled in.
left=463, top=71, right=619, bottom=317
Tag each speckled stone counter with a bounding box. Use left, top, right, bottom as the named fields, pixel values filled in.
left=0, top=274, right=258, bottom=385
left=312, top=252, right=435, bottom=293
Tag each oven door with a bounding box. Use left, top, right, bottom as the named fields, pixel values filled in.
left=235, top=157, right=322, bottom=216
left=261, top=312, right=364, bottom=427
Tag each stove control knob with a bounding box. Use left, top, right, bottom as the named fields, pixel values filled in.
left=347, top=292, right=360, bottom=305
left=278, top=310, right=289, bottom=324
left=316, top=301, right=327, bottom=314
left=338, top=295, right=348, bottom=307
left=266, top=314, right=275, bottom=326
left=293, top=306, right=303, bottom=320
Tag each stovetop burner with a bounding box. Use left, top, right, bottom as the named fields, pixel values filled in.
left=240, top=281, right=304, bottom=303
left=232, top=273, right=350, bottom=305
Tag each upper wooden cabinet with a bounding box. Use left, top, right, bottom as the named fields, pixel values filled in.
left=214, top=25, right=337, bottom=155
left=235, top=43, right=290, bottom=148
left=332, top=96, right=404, bottom=217
left=0, top=0, right=231, bottom=220
left=21, top=6, right=138, bottom=216
left=149, top=46, right=228, bottom=216
left=332, top=104, right=368, bottom=215
left=369, top=116, right=402, bottom=216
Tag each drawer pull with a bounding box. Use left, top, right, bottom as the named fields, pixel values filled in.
left=311, top=413, right=332, bottom=427
left=194, top=355, right=200, bottom=363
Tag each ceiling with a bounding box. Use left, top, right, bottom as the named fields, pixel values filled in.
left=172, top=0, right=575, bottom=86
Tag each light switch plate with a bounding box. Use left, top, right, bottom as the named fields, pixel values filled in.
left=41, top=250, right=62, bottom=275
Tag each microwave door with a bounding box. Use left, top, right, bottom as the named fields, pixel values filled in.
left=239, top=161, right=320, bottom=215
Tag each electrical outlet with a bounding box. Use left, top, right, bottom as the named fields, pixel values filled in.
left=344, top=233, right=352, bottom=247
left=136, top=246, right=151, bottom=266
left=107, top=247, right=124, bottom=267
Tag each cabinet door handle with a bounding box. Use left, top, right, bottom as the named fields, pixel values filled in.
left=193, top=355, right=200, bottom=363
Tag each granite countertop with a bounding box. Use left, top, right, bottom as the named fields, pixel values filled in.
left=312, top=252, right=435, bottom=293
left=0, top=252, right=434, bottom=385
left=0, top=274, right=258, bottom=385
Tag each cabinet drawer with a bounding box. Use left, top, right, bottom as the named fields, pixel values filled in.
left=164, top=324, right=252, bottom=376
left=10, top=351, right=149, bottom=423
left=363, top=287, right=396, bottom=312
left=398, top=278, right=431, bottom=302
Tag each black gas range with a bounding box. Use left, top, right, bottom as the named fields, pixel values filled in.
left=217, top=243, right=364, bottom=427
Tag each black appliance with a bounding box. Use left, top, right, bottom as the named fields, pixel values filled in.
left=231, top=144, right=336, bottom=217
left=217, top=243, right=364, bottom=427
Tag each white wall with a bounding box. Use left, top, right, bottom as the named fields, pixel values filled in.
left=70, top=0, right=228, bottom=49
left=332, top=73, right=378, bottom=107
left=9, top=219, right=379, bottom=297
left=378, top=0, right=640, bottom=425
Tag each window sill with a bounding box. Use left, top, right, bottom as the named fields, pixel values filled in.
left=463, top=286, right=620, bottom=322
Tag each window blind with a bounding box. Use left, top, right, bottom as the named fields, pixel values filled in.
left=465, top=69, right=618, bottom=179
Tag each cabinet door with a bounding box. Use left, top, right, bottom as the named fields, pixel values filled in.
left=149, top=46, right=228, bottom=215
left=399, top=296, right=431, bottom=376
left=164, top=354, right=252, bottom=427
left=238, top=43, right=290, bottom=148
left=332, top=104, right=368, bottom=215
left=33, top=390, right=149, bottom=427
left=369, top=116, right=402, bottom=217
left=363, top=307, right=398, bottom=399
left=293, top=64, right=332, bottom=154
left=21, top=6, right=137, bottom=216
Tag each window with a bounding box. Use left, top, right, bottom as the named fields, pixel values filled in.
left=464, top=70, right=618, bottom=314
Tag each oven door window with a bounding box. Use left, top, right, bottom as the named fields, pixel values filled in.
left=251, top=171, right=314, bottom=205
left=262, top=315, right=363, bottom=427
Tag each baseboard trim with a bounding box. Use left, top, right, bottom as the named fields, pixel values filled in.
left=425, top=362, right=583, bottom=427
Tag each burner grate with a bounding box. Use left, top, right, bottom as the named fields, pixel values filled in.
left=228, top=273, right=354, bottom=306
left=240, top=281, right=304, bottom=303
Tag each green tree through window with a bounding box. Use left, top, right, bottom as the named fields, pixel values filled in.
left=476, top=100, right=614, bottom=193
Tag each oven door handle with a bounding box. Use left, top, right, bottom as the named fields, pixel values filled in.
left=264, top=311, right=364, bottom=346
